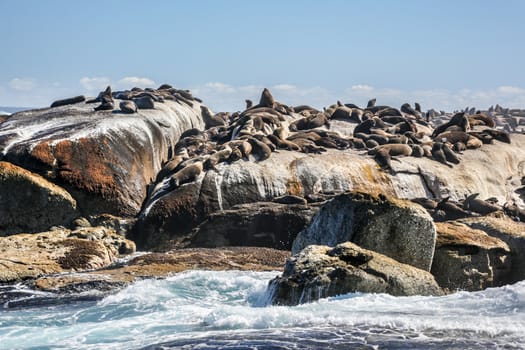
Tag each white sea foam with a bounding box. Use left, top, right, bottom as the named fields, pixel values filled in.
left=0, top=270, right=524, bottom=349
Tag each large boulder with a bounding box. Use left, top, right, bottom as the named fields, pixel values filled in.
left=0, top=161, right=77, bottom=235
left=458, top=216, right=525, bottom=284
left=0, top=99, right=205, bottom=217
left=0, top=226, right=136, bottom=283
left=268, top=242, right=443, bottom=306
left=133, top=134, right=525, bottom=251
left=292, top=192, right=436, bottom=271
left=188, top=202, right=319, bottom=250
left=430, top=221, right=511, bottom=291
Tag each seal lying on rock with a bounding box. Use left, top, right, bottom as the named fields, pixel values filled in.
left=50, top=95, right=86, bottom=108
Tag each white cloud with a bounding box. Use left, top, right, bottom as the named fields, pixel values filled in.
left=204, top=82, right=236, bottom=94
left=497, top=86, right=525, bottom=95
left=9, top=78, right=35, bottom=91
left=2, top=79, right=525, bottom=113
left=79, top=77, right=111, bottom=91
left=350, top=84, right=374, bottom=92
left=273, top=84, right=297, bottom=92
left=117, top=76, right=156, bottom=89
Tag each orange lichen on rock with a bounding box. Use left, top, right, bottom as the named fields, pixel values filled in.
left=30, top=142, right=55, bottom=167
left=53, top=138, right=118, bottom=196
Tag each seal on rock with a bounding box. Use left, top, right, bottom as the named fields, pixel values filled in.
left=170, top=161, right=204, bottom=187
left=119, top=100, right=137, bottom=114
left=94, top=86, right=114, bottom=111
left=201, top=106, right=227, bottom=129
left=51, top=95, right=86, bottom=108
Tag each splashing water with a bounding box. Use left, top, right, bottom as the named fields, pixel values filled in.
left=0, top=270, right=524, bottom=349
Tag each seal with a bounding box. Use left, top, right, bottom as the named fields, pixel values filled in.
left=119, top=100, right=137, bottom=114
left=155, top=151, right=189, bottom=182
left=259, top=88, right=275, bottom=108
left=267, top=134, right=301, bottom=151
left=468, top=113, right=495, bottom=128
left=410, top=144, right=424, bottom=157
left=94, top=86, right=114, bottom=111
left=246, top=136, right=272, bottom=161
left=133, top=96, right=155, bottom=109
left=442, top=143, right=460, bottom=164
left=463, top=193, right=500, bottom=215
left=367, top=98, right=377, bottom=108
left=377, top=107, right=402, bottom=118
left=368, top=144, right=412, bottom=157
left=483, top=129, right=511, bottom=144
left=431, top=112, right=469, bottom=137
left=201, top=106, right=227, bottom=129
left=374, top=148, right=393, bottom=172
left=245, top=99, right=253, bottom=109
left=170, top=161, right=204, bottom=187
left=434, top=197, right=475, bottom=221
left=203, top=145, right=233, bottom=170
left=51, top=95, right=86, bottom=108
left=353, top=117, right=387, bottom=136
left=401, top=103, right=418, bottom=117
left=253, top=134, right=277, bottom=151
left=289, top=137, right=326, bottom=154
left=431, top=142, right=452, bottom=167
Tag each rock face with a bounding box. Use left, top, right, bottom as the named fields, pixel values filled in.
left=0, top=161, right=77, bottom=235
left=0, top=226, right=135, bottom=283
left=33, top=247, right=290, bottom=292
left=292, top=192, right=436, bottom=271
left=268, top=242, right=443, bottom=306
left=188, top=202, right=319, bottom=250
left=430, top=221, right=511, bottom=291
left=458, top=216, right=525, bottom=284
left=0, top=99, right=205, bottom=217
left=133, top=134, right=525, bottom=251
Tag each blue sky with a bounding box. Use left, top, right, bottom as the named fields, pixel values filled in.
left=1, top=0, right=524, bottom=111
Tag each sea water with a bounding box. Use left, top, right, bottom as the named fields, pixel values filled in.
left=0, top=270, right=524, bottom=349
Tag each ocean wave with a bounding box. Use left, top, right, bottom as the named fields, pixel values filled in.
left=0, top=270, right=524, bottom=349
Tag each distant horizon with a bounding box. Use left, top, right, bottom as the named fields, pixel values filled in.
left=2, top=0, right=524, bottom=112
left=1, top=83, right=524, bottom=115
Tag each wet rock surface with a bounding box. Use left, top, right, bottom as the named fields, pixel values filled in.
left=188, top=202, right=319, bottom=250
left=1, top=247, right=289, bottom=308
left=0, top=161, right=78, bottom=235
left=269, top=242, right=443, bottom=306
left=430, top=221, right=511, bottom=291
left=0, top=96, right=204, bottom=219
left=0, top=226, right=135, bottom=283
left=292, top=192, right=436, bottom=271
left=1, top=86, right=525, bottom=304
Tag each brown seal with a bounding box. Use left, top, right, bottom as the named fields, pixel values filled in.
left=203, top=146, right=233, bottom=170
left=51, top=95, right=86, bottom=108
left=368, top=144, right=412, bottom=157
left=431, top=112, right=470, bottom=137
left=170, top=161, right=204, bottom=187
left=94, top=86, right=114, bottom=111
left=431, top=142, right=452, bottom=167
left=201, top=106, right=227, bottom=129
left=463, top=193, right=500, bottom=215
left=258, top=88, right=275, bottom=108
left=246, top=136, right=272, bottom=161
left=120, top=100, right=137, bottom=114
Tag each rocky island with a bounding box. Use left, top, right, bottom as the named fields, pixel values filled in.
left=1, top=84, right=524, bottom=307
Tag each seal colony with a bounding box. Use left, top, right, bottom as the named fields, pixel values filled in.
left=113, top=86, right=513, bottom=211
left=41, top=84, right=522, bottom=226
